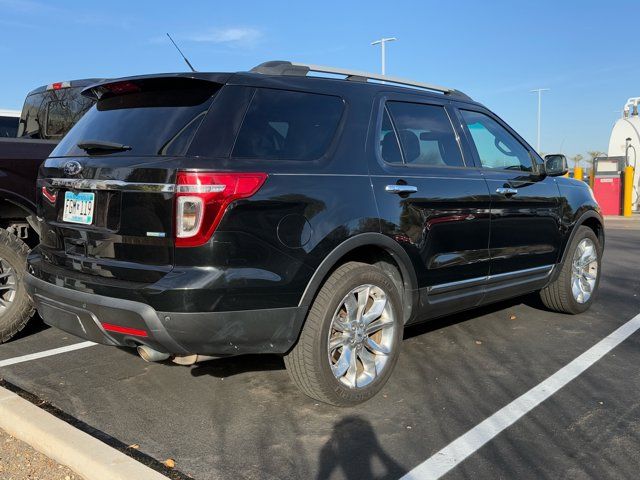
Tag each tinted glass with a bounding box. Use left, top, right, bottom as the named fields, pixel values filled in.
left=460, top=110, right=532, bottom=171
left=18, top=88, right=94, bottom=139
left=51, top=78, right=219, bottom=157
left=379, top=108, right=402, bottom=164
left=0, top=116, right=18, bottom=137
left=386, top=102, right=464, bottom=167
left=232, top=89, right=343, bottom=161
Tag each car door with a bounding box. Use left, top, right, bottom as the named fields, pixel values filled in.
left=368, top=95, right=492, bottom=320
left=455, top=108, right=562, bottom=301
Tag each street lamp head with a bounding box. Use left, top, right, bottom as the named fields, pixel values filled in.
left=371, top=37, right=397, bottom=45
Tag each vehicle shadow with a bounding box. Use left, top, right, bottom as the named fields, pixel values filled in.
left=184, top=292, right=550, bottom=379
left=6, top=312, right=49, bottom=342
left=189, top=353, right=285, bottom=378
left=404, top=292, right=546, bottom=340
left=316, top=415, right=406, bottom=480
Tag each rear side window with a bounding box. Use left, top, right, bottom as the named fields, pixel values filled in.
left=460, top=110, right=533, bottom=171
left=0, top=116, right=18, bottom=138
left=232, top=89, right=344, bottom=161
left=385, top=102, right=465, bottom=167
left=18, top=88, right=94, bottom=139
left=51, top=78, right=219, bottom=157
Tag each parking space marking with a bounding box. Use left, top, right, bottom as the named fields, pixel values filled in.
left=0, top=341, right=96, bottom=368
left=402, top=312, right=640, bottom=480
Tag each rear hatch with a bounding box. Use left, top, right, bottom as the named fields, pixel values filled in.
left=37, top=75, right=223, bottom=283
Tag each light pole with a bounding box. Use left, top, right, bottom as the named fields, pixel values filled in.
left=371, top=37, right=397, bottom=75
left=531, top=88, right=550, bottom=152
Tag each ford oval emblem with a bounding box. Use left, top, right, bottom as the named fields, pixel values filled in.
left=63, top=161, right=83, bottom=176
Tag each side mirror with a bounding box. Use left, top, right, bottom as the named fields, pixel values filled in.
left=544, top=154, right=569, bottom=177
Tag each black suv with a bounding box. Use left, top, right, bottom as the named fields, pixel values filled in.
left=25, top=61, right=604, bottom=406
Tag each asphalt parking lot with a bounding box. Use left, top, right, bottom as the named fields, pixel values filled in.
left=1, top=220, right=639, bottom=480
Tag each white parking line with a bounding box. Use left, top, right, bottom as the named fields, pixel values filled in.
left=0, top=341, right=97, bottom=368
left=402, top=312, right=640, bottom=480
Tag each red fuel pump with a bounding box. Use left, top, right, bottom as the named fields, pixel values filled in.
left=592, top=156, right=624, bottom=215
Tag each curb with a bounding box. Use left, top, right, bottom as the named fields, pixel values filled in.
left=0, top=386, right=168, bottom=480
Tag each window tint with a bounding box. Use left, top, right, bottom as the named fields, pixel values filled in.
left=460, top=110, right=533, bottom=171
left=379, top=108, right=402, bottom=164
left=232, top=89, right=343, bottom=161
left=51, top=78, right=219, bottom=157
left=386, top=102, right=464, bottom=167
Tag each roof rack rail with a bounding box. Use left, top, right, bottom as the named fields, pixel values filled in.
left=250, top=61, right=471, bottom=100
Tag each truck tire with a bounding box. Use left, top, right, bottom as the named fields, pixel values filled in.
left=0, top=229, right=34, bottom=342
left=540, top=226, right=602, bottom=314
left=284, top=262, right=403, bottom=406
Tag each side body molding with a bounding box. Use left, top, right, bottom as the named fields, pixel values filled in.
left=298, top=233, right=419, bottom=324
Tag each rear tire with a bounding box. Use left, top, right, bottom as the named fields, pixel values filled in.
left=0, top=229, right=35, bottom=343
left=284, top=262, right=403, bottom=406
left=540, top=226, right=601, bottom=314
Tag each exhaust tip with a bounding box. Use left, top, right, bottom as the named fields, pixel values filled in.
left=137, top=345, right=170, bottom=363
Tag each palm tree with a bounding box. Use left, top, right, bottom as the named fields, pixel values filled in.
left=587, top=151, right=603, bottom=162
left=571, top=154, right=584, bottom=168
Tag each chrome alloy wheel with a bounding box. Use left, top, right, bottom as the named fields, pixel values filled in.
left=0, top=258, right=16, bottom=316
left=327, top=284, right=396, bottom=388
left=571, top=238, right=598, bottom=304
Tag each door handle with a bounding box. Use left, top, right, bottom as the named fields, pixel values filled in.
left=385, top=184, right=418, bottom=195
left=496, top=187, right=518, bottom=196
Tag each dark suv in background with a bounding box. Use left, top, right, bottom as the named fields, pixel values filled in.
left=0, top=79, right=100, bottom=342
left=25, top=61, right=603, bottom=406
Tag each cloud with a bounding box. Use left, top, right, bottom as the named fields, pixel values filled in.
left=187, top=27, right=262, bottom=46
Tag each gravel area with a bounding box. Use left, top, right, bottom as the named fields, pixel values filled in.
left=0, top=428, right=83, bottom=480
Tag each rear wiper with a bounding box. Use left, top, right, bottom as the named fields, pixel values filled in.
left=77, top=140, right=132, bottom=153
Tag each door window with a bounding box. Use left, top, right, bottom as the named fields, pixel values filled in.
left=383, top=102, right=465, bottom=167
left=460, top=110, right=533, bottom=172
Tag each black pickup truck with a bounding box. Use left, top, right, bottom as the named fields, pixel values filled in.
left=0, top=79, right=99, bottom=342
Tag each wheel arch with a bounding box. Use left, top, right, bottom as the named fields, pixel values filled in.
left=0, top=193, right=39, bottom=240
left=0, top=191, right=36, bottom=221
left=298, top=233, right=419, bottom=324
left=551, top=209, right=604, bottom=283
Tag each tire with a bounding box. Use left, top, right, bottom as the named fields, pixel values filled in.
left=284, top=261, right=403, bottom=406
left=540, top=226, right=602, bottom=314
left=0, top=229, right=35, bottom=343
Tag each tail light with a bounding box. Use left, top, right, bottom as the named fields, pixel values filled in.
left=175, top=171, right=267, bottom=247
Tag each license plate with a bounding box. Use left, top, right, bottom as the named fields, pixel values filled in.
left=62, top=191, right=95, bottom=225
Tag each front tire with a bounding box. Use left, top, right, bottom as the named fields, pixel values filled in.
left=285, top=262, right=403, bottom=406
left=0, top=229, right=35, bottom=343
left=540, top=226, right=602, bottom=314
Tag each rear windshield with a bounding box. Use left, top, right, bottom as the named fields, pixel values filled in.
left=18, top=88, right=94, bottom=139
left=51, top=78, right=220, bottom=158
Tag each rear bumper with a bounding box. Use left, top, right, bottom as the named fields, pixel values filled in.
left=25, top=273, right=306, bottom=356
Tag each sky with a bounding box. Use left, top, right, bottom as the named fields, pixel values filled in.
left=1, top=0, right=638, bottom=159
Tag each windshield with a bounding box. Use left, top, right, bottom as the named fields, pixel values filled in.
left=51, top=78, right=219, bottom=157
left=18, top=88, right=94, bottom=139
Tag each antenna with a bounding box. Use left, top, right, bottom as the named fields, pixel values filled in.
left=166, top=33, right=196, bottom=72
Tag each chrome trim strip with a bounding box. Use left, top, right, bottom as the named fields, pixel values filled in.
left=486, top=264, right=553, bottom=283
left=47, top=178, right=175, bottom=193
left=427, top=275, right=487, bottom=294
left=428, top=264, right=554, bottom=294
